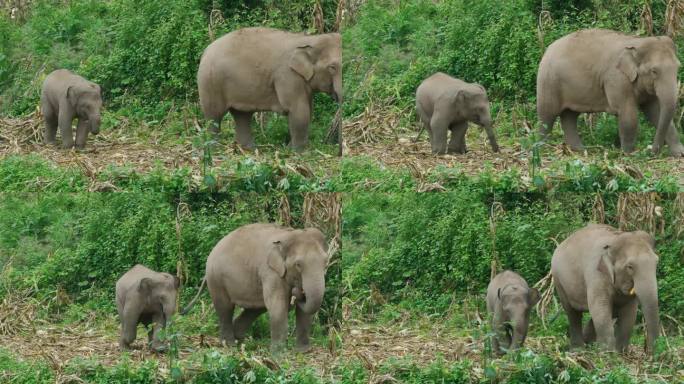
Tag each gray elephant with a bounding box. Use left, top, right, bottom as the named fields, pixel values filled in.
left=486, top=271, right=540, bottom=354
left=40, top=69, right=102, bottom=149
left=537, top=29, right=683, bottom=156
left=416, top=72, right=499, bottom=154
left=184, top=223, right=329, bottom=353
left=197, top=27, right=342, bottom=152
left=551, top=224, right=659, bottom=354
left=115, top=264, right=180, bottom=352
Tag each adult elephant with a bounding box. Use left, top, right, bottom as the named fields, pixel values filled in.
left=537, top=29, right=683, bottom=156
left=197, top=27, right=342, bottom=152
left=183, top=223, right=329, bottom=353
left=551, top=224, right=660, bottom=354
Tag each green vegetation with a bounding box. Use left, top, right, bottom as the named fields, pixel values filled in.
left=2, top=0, right=684, bottom=382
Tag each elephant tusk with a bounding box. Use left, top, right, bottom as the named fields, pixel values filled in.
left=290, top=295, right=296, bottom=305
left=629, top=287, right=636, bottom=296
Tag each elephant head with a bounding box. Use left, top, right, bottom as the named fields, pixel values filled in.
left=617, top=36, right=681, bottom=153
left=67, top=82, right=103, bottom=135
left=454, top=86, right=499, bottom=152
left=268, top=228, right=329, bottom=314
left=498, top=285, right=541, bottom=349
left=598, top=230, right=659, bottom=353
left=139, top=273, right=181, bottom=327
left=289, top=33, right=343, bottom=104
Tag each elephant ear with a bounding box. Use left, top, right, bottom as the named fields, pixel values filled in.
left=597, top=244, right=616, bottom=284
left=527, top=288, right=541, bottom=306
left=289, top=45, right=315, bottom=81
left=268, top=240, right=287, bottom=278
left=139, top=277, right=155, bottom=294
left=66, top=85, right=79, bottom=108
left=450, top=89, right=467, bottom=105
left=617, top=46, right=638, bottom=83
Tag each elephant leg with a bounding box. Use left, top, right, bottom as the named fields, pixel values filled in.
left=295, top=306, right=314, bottom=353
left=58, top=107, right=75, bottom=149
left=212, top=293, right=236, bottom=346
left=209, top=117, right=222, bottom=135
left=559, top=110, right=584, bottom=151
left=643, top=101, right=684, bottom=157
left=75, top=118, right=89, bottom=150
left=539, top=114, right=557, bottom=140
left=582, top=319, right=596, bottom=344
left=149, top=312, right=168, bottom=352
left=429, top=113, right=449, bottom=154
left=230, top=110, right=255, bottom=150
left=43, top=104, right=58, bottom=145
left=233, top=308, right=266, bottom=341
left=287, top=103, right=311, bottom=152
left=119, top=306, right=139, bottom=350
left=615, top=300, right=637, bottom=353
left=447, top=121, right=468, bottom=154
left=617, top=104, right=638, bottom=154
left=556, top=283, right=584, bottom=348
left=266, top=302, right=289, bottom=354
left=588, top=297, right=616, bottom=351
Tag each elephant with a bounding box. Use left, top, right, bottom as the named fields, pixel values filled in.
left=197, top=27, right=342, bottom=152
left=183, top=223, right=329, bottom=353
left=486, top=270, right=540, bottom=354
left=416, top=72, right=499, bottom=154
left=115, top=264, right=180, bottom=352
left=537, top=29, right=683, bottom=156
left=551, top=224, right=659, bottom=354
left=40, top=69, right=102, bottom=149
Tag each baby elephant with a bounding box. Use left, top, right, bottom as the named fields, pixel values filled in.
left=116, top=265, right=180, bottom=352
left=416, top=72, right=499, bottom=154
left=486, top=271, right=540, bottom=354
left=41, top=69, right=102, bottom=149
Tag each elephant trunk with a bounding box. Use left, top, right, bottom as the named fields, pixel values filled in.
left=652, top=83, right=677, bottom=153
left=297, top=272, right=325, bottom=314
left=484, top=122, right=499, bottom=153
left=635, top=277, right=659, bottom=354
left=509, top=315, right=528, bottom=350
left=332, top=75, right=343, bottom=104
left=90, top=113, right=101, bottom=135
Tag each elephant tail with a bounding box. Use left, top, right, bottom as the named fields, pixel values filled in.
left=181, top=276, right=207, bottom=315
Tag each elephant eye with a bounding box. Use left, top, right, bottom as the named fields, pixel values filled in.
left=328, top=64, right=337, bottom=73
left=650, top=68, right=658, bottom=76
left=626, top=264, right=634, bottom=273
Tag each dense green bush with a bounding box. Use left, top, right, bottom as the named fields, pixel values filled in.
left=343, top=191, right=684, bottom=319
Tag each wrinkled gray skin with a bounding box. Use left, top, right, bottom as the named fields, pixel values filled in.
left=41, top=69, right=102, bottom=149
left=116, top=265, right=180, bottom=352
left=538, top=29, right=683, bottom=156
left=200, top=223, right=329, bottom=353
left=486, top=271, right=540, bottom=354
left=197, top=27, right=343, bottom=152
left=551, top=224, right=659, bottom=354
left=416, top=72, right=499, bottom=154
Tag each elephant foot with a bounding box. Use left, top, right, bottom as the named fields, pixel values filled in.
left=447, top=148, right=466, bottom=155
left=295, top=342, right=312, bottom=353
left=669, top=143, right=684, bottom=157
left=150, top=343, right=168, bottom=353
left=288, top=143, right=307, bottom=153
left=270, top=342, right=286, bottom=356
left=220, top=336, right=238, bottom=348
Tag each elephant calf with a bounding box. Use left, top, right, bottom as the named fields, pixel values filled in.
left=41, top=69, right=102, bottom=149
left=552, top=224, right=659, bottom=354
left=486, top=271, right=540, bottom=354
left=185, top=223, right=329, bottom=353
left=116, top=265, right=180, bottom=352
left=416, top=72, right=499, bottom=154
